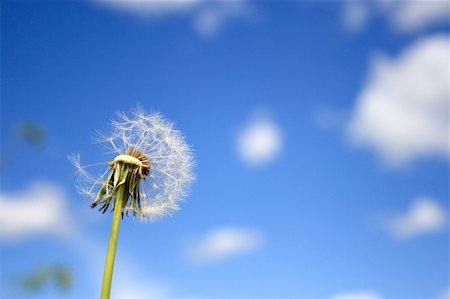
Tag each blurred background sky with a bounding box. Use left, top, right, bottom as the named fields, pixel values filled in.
left=1, top=1, right=449, bottom=299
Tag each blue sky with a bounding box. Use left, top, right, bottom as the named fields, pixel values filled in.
left=1, top=1, right=449, bottom=299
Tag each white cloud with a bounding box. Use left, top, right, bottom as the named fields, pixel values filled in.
left=0, top=182, right=74, bottom=242
left=384, top=197, right=447, bottom=239
left=346, top=35, right=449, bottom=166
left=186, top=227, right=264, bottom=264
left=236, top=115, right=283, bottom=166
left=91, top=0, right=254, bottom=36
left=329, top=292, right=382, bottom=299
left=341, top=0, right=449, bottom=33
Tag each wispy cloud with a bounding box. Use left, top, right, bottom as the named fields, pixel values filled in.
left=68, top=221, right=203, bottom=299
left=439, top=287, right=450, bottom=299
left=92, top=0, right=200, bottom=16
left=314, top=106, right=349, bottom=131
left=236, top=113, right=283, bottom=166
left=329, top=291, right=382, bottom=299
left=192, top=0, right=254, bottom=37
left=386, top=0, right=449, bottom=33
left=112, top=260, right=203, bottom=299
left=341, top=1, right=370, bottom=33
left=91, top=0, right=256, bottom=37
left=185, top=226, right=264, bottom=264
left=341, top=0, right=449, bottom=33
left=346, top=35, right=449, bottom=166
left=0, top=182, right=75, bottom=242
left=113, top=277, right=204, bottom=299
left=380, top=197, right=447, bottom=240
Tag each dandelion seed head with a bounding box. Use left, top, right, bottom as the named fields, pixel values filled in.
left=71, top=108, right=194, bottom=221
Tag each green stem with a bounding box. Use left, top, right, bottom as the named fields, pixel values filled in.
left=100, top=184, right=127, bottom=299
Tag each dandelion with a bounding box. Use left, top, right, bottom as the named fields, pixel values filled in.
left=71, top=108, right=194, bottom=299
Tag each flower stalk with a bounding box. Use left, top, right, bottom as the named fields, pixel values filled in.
left=98, top=152, right=147, bottom=299
left=100, top=183, right=126, bottom=299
